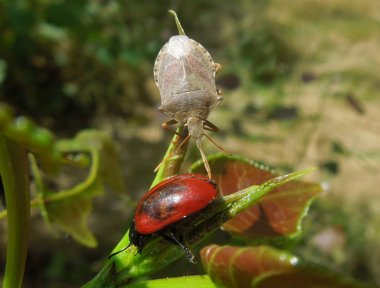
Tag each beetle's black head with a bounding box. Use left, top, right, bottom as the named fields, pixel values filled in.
left=108, top=218, right=152, bottom=259
left=123, top=218, right=198, bottom=264
left=129, top=219, right=141, bottom=252
left=128, top=219, right=137, bottom=244
left=129, top=218, right=150, bottom=254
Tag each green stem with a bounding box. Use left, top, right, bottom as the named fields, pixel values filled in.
left=0, top=135, right=30, bottom=288
left=168, top=10, right=186, bottom=36
left=151, top=126, right=189, bottom=188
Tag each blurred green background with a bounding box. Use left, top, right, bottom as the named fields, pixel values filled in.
left=1, top=0, right=380, bottom=287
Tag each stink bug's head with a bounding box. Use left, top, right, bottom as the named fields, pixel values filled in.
left=184, top=116, right=211, bottom=178
left=184, top=116, right=229, bottom=179
left=186, top=116, right=204, bottom=140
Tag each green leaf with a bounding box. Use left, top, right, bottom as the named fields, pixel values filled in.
left=201, top=245, right=368, bottom=288
left=30, top=149, right=102, bottom=247
left=0, top=101, right=60, bottom=172
left=44, top=180, right=102, bottom=247
left=0, top=129, right=125, bottom=246
left=191, top=154, right=322, bottom=240
left=31, top=130, right=125, bottom=247
left=56, top=130, right=125, bottom=193
left=126, top=275, right=216, bottom=288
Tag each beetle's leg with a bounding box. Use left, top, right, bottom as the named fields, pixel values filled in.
left=162, top=119, right=180, bottom=135
left=216, top=88, right=223, bottom=96
left=214, top=63, right=222, bottom=74
left=161, top=232, right=195, bottom=263
left=204, top=120, right=220, bottom=132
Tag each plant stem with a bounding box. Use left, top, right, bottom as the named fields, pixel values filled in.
left=151, top=126, right=189, bottom=188
left=0, top=135, right=30, bottom=288
left=0, top=148, right=99, bottom=221
left=168, top=10, right=186, bottom=36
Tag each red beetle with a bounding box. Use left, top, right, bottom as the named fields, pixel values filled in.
left=110, top=174, right=218, bottom=262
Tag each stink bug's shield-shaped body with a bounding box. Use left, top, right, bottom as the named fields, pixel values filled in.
left=154, top=35, right=221, bottom=126
left=154, top=35, right=223, bottom=178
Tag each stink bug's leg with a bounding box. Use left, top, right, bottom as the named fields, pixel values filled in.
left=217, top=88, right=223, bottom=96
left=153, top=162, right=162, bottom=172
left=162, top=232, right=195, bottom=263
left=204, top=120, right=220, bottom=132
left=162, top=119, right=180, bottom=135
left=204, top=133, right=230, bottom=155
left=203, top=121, right=229, bottom=154
left=154, top=128, right=190, bottom=173
left=214, top=63, right=222, bottom=74
left=196, top=138, right=212, bottom=179
left=176, top=133, right=191, bottom=150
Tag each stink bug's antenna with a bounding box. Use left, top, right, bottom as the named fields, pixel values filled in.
left=204, top=133, right=229, bottom=155
left=196, top=138, right=212, bottom=179
left=168, top=10, right=186, bottom=36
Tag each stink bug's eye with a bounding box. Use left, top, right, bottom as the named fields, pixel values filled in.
left=117, top=174, right=218, bottom=263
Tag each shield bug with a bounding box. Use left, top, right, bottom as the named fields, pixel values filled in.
left=109, top=174, right=218, bottom=262
left=154, top=10, right=224, bottom=179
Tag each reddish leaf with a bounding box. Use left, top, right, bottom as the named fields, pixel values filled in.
left=191, top=154, right=322, bottom=240
left=201, top=245, right=365, bottom=288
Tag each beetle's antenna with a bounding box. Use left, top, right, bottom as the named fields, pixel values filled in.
left=108, top=244, right=131, bottom=259
left=196, top=139, right=212, bottom=179
left=168, top=10, right=186, bottom=36
left=204, top=133, right=229, bottom=154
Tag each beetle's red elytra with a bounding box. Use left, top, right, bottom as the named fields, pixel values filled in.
left=135, top=174, right=218, bottom=235
left=154, top=11, right=223, bottom=179
left=113, top=174, right=218, bottom=262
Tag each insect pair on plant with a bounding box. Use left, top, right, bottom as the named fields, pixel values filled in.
left=110, top=10, right=225, bottom=262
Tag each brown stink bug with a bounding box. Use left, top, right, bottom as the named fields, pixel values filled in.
left=154, top=10, right=224, bottom=179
